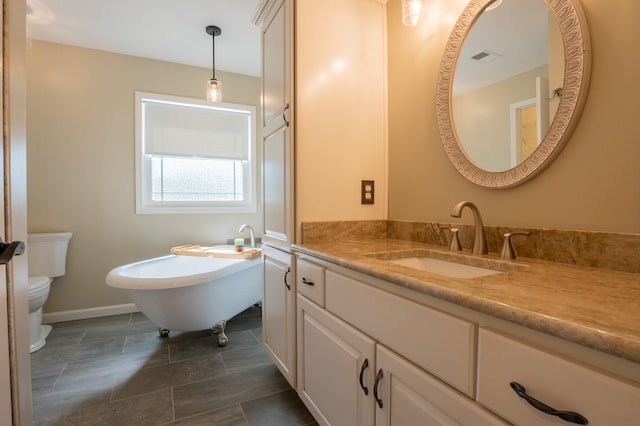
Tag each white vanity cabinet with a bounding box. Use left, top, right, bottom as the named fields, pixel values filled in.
left=477, top=328, right=640, bottom=425
left=262, top=245, right=296, bottom=386
left=294, top=252, right=640, bottom=426
left=295, top=255, right=507, bottom=426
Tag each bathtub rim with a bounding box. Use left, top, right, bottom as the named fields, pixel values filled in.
left=106, top=254, right=262, bottom=290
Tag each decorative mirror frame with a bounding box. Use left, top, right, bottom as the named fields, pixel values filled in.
left=437, top=0, right=591, bottom=188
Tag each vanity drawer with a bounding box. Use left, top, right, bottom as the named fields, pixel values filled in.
left=477, top=328, right=640, bottom=425
left=325, top=270, right=475, bottom=396
left=297, top=257, right=325, bottom=307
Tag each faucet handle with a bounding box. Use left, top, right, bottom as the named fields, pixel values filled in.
left=501, top=231, right=531, bottom=260
left=440, top=226, right=462, bottom=252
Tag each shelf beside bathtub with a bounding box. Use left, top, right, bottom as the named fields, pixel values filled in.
left=170, top=244, right=261, bottom=260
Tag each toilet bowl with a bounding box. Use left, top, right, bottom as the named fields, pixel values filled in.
left=27, top=232, right=72, bottom=353
left=28, top=276, right=53, bottom=352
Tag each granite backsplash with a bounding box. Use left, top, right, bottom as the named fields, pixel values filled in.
left=300, top=220, right=640, bottom=274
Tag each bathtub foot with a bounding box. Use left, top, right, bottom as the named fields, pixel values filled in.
left=159, top=328, right=170, bottom=338
left=212, top=320, right=228, bottom=347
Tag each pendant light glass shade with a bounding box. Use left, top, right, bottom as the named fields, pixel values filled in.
left=207, top=78, right=222, bottom=102
left=206, top=25, right=222, bottom=102
left=402, top=0, right=423, bottom=27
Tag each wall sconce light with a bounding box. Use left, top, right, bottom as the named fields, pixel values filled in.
left=402, top=0, right=423, bottom=27
left=206, top=25, right=222, bottom=102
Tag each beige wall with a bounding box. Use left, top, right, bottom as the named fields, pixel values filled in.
left=388, top=0, right=640, bottom=233
left=26, top=41, right=261, bottom=313
left=453, top=65, right=548, bottom=171
left=296, top=0, right=388, bottom=226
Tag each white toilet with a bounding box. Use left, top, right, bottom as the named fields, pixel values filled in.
left=27, top=232, right=72, bottom=353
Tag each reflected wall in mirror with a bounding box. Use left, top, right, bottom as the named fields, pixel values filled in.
left=437, top=0, right=591, bottom=188
left=453, top=0, right=562, bottom=172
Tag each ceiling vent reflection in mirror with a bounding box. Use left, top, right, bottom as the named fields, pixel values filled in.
left=471, top=50, right=503, bottom=63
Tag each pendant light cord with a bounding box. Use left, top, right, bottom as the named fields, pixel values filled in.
left=211, top=33, right=216, bottom=79
left=206, top=25, right=221, bottom=80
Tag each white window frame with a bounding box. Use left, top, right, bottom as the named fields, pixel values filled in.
left=135, top=91, right=257, bottom=214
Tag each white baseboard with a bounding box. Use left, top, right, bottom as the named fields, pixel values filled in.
left=42, top=303, right=140, bottom=324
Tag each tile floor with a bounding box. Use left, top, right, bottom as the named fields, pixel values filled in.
left=30, top=305, right=317, bottom=425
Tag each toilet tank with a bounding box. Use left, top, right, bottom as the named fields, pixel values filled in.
left=27, top=232, right=73, bottom=278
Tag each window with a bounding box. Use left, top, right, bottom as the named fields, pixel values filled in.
left=135, top=92, right=256, bottom=214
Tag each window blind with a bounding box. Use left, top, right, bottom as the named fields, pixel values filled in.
left=143, top=100, right=250, bottom=160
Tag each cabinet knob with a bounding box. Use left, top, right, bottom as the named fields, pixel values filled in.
left=510, top=382, right=588, bottom=425
left=301, top=277, right=315, bottom=286
left=359, top=358, right=369, bottom=395
left=283, top=266, right=291, bottom=290
left=374, top=369, right=384, bottom=409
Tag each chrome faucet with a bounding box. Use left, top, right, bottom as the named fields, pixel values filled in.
left=238, top=224, right=256, bottom=249
left=450, top=201, right=488, bottom=255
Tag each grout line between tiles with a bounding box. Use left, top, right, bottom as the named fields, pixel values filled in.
left=219, top=350, right=230, bottom=372
left=170, top=387, right=176, bottom=422
left=240, top=404, right=250, bottom=425
left=240, top=387, right=295, bottom=406
left=51, top=360, right=70, bottom=388
left=108, top=374, right=118, bottom=403
left=76, top=328, right=88, bottom=344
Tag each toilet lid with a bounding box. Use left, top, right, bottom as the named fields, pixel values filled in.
left=28, top=276, right=51, bottom=293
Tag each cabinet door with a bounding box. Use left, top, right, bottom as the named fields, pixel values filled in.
left=262, top=246, right=296, bottom=386
left=297, top=294, right=375, bottom=426
left=263, top=124, right=292, bottom=247
left=376, top=345, right=508, bottom=426
left=262, top=0, right=290, bottom=135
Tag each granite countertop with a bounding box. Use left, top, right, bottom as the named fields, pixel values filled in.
left=291, top=239, right=640, bottom=364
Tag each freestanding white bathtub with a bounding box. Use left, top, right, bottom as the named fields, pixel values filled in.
left=106, top=254, right=262, bottom=345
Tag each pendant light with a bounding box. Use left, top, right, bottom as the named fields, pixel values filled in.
left=206, top=25, right=222, bottom=102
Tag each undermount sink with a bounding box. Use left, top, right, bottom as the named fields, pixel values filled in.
left=367, top=249, right=525, bottom=279
left=388, top=256, right=501, bottom=279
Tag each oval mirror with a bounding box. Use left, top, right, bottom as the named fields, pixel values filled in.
left=437, top=0, right=591, bottom=188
